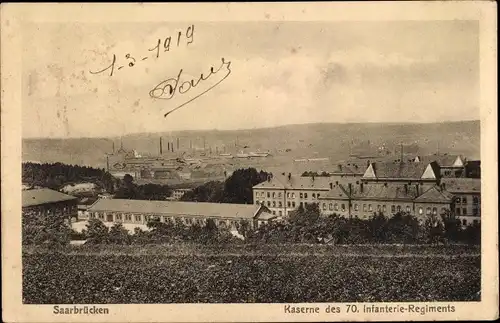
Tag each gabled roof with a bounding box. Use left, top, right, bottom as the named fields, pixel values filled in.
left=253, top=174, right=331, bottom=190
left=88, top=199, right=265, bottom=220
left=414, top=186, right=454, bottom=203
left=416, top=155, right=465, bottom=168
left=363, top=162, right=439, bottom=180
left=23, top=188, right=77, bottom=208
left=354, top=184, right=419, bottom=201
left=441, top=178, right=481, bottom=193
left=320, top=184, right=351, bottom=200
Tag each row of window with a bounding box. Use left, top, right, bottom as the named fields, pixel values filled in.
left=255, top=191, right=323, bottom=200
left=456, top=207, right=480, bottom=216
left=90, top=212, right=247, bottom=227
left=454, top=196, right=480, bottom=205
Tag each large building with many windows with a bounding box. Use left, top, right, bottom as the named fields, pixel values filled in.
left=22, top=188, right=78, bottom=222
left=441, top=178, right=481, bottom=226
left=87, top=199, right=276, bottom=229
left=252, top=173, right=333, bottom=217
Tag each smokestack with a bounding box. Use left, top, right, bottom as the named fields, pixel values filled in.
left=112, top=141, right=115, bottom=154
left=106, top=156, right=110, bottom=172
left=177, top=137, right=180, bottom=150
left=360, top=183, right=364, bottom=193
left=160, top=137, right=163, bottom=155
left=288, top=173, right=291, bottom=181
left=171, top=142, right=174, bottom=152
left=329, top=182, right=333, bottom=189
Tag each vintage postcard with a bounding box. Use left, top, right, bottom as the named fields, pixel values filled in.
left=1, top=2, right=498, bottom=322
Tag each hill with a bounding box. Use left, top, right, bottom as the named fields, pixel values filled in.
left=22, top=120, right=480, bottom=169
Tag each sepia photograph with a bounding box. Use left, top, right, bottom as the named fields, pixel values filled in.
left=2, top=2, right=498, bottom=322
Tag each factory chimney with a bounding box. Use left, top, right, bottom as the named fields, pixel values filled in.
left=177, top=137, right=180, bottom=150
left=171, top=142, right=174, bottom=153
left=288, top=173, right=292, bottom=181
left=167, top=142, right=170, bottom=152
left=112, top=141, right=115, bottom=154
left=160, top=137, right=163, bottom=155
left=106, top=156, right=110, bottom=172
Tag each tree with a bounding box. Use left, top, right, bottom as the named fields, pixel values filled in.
left=108, top=222, right=132, bottom=244
left=22, top=210, right=71, bottom=247
left=441, top=209, right=462, bottom=243
left=84, top=218, right=109, bottom=244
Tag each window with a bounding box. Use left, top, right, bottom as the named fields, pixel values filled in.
left=322, top=203, right=327, bottom=210
left=377, top=205, right=381, bottom=212
left=334, top=203, right=338, bottom=211
left=456, top=208, right=461, bottom=215
left=397, top=205, right=401, bottom=212
left=300, top=202, right=303, bottom=207
left=341, top=204, right=346, bottom=212
left=116, top=214, right=122, bottom=221
left=418, top=207, right=423, bottom=215
left=473, top=196, right=479, bottom=204
left=135, top=215, right=142, bottom=222
left=304, top=193, right=308, bottom=199
left=272, top=211, right=276, bottom=215
left=354, top=204, right=359, bottom=211
left=426, top=207, right=431, bottom=215
left=300, top=193, right=303, bottom=198
left=278, top=192, right=282, bottom=198
left=292, top=193, right=296, bottom=199
left=272, top=201, right=276, bottom=207
left=329, top=203, right=333, bottom=211
left=363, top=204, right=367, bottom=212
left=272, top=192, right=276, bottom=198
left=279, top=211, right=282, bottom=216
left=473, top=208, right=479, bottom=216
left=462, top=197, right=467, bottom=204
left=317, top=194, right=320, bottom=198
left=368, top=204, right=372, bottom=211
left=406, top=206, right=411, bottom=213
left=267, top=201, right=271, bottom=207
left=278, top=201, right=283, bottom=207
left=287, top=192, right=290, bottom=198
left=432, top=207, right=437, bottom=215
left=462, top=208, right=467, bottom=215
left=287, top=201, right=291, bottom=207
left=312, top=193, right=316, bottom=198
left=383, top=205, right=386, bottom=212
left=267, top=192, right=270, bottom=198
left=292, top=202, right=296, bottom=207
left=391, top=205, right=396, bottom=213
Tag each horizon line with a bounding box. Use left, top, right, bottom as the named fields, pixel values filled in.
left=22, top=119, right=480, bottom=140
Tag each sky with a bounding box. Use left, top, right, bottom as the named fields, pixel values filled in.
left=22, top=20, right=479, bottom=138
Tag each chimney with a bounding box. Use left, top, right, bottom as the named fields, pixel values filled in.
left=404, top=184, right=408, bottom=195
left=171, top=142, right=174, bottom=153
left=348, top=183, right=352, bottom=195
left=177, top=137, right=180, bottom=150
left=329, top=182, right=333, bottom=189
left=167, top=142, right=170, bottom=152
left=416, top=184, right=420, bottom=195
left=360, top=183, right=364, bottom=193
left=160, top=137, right=163, bottom=155
left=288, top=173, right=291, bottom=181
left=312, top=175, right=315, bottom=182
left=338, top=164, right=342, bottom=171
left=106, top=156, right=110, bottom=172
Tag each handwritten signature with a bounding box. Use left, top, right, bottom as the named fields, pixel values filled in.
left=149, top=57, right=232, bottom=118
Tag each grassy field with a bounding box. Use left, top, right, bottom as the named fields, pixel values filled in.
left=23, top=244, right=480, bottom=304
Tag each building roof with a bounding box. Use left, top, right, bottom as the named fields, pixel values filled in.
left=414, top=186, right=454, bottom=203
left=253, top=174, right=332, bottom=190
left=363, top=161, right=439, bottom=180
left=441, top=178, right=481, bottom=193
left=354, top=184, right=419, bottom=201
left=416, top=155, right=465, bottom=168
left=330, top=163, right=365, bottom=175
left=88, top=199, right=267, bottom=220
left=22, top=188, right=77, bottom=208
left=320, top=184, right=351, bottom=200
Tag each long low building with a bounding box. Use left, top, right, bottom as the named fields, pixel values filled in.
left=87, top=199, right=276, bottom=230
left=22, top=188, right=78, bottom=221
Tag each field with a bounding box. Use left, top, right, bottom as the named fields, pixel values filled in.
left=23, top=244, right=480, bottom=304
